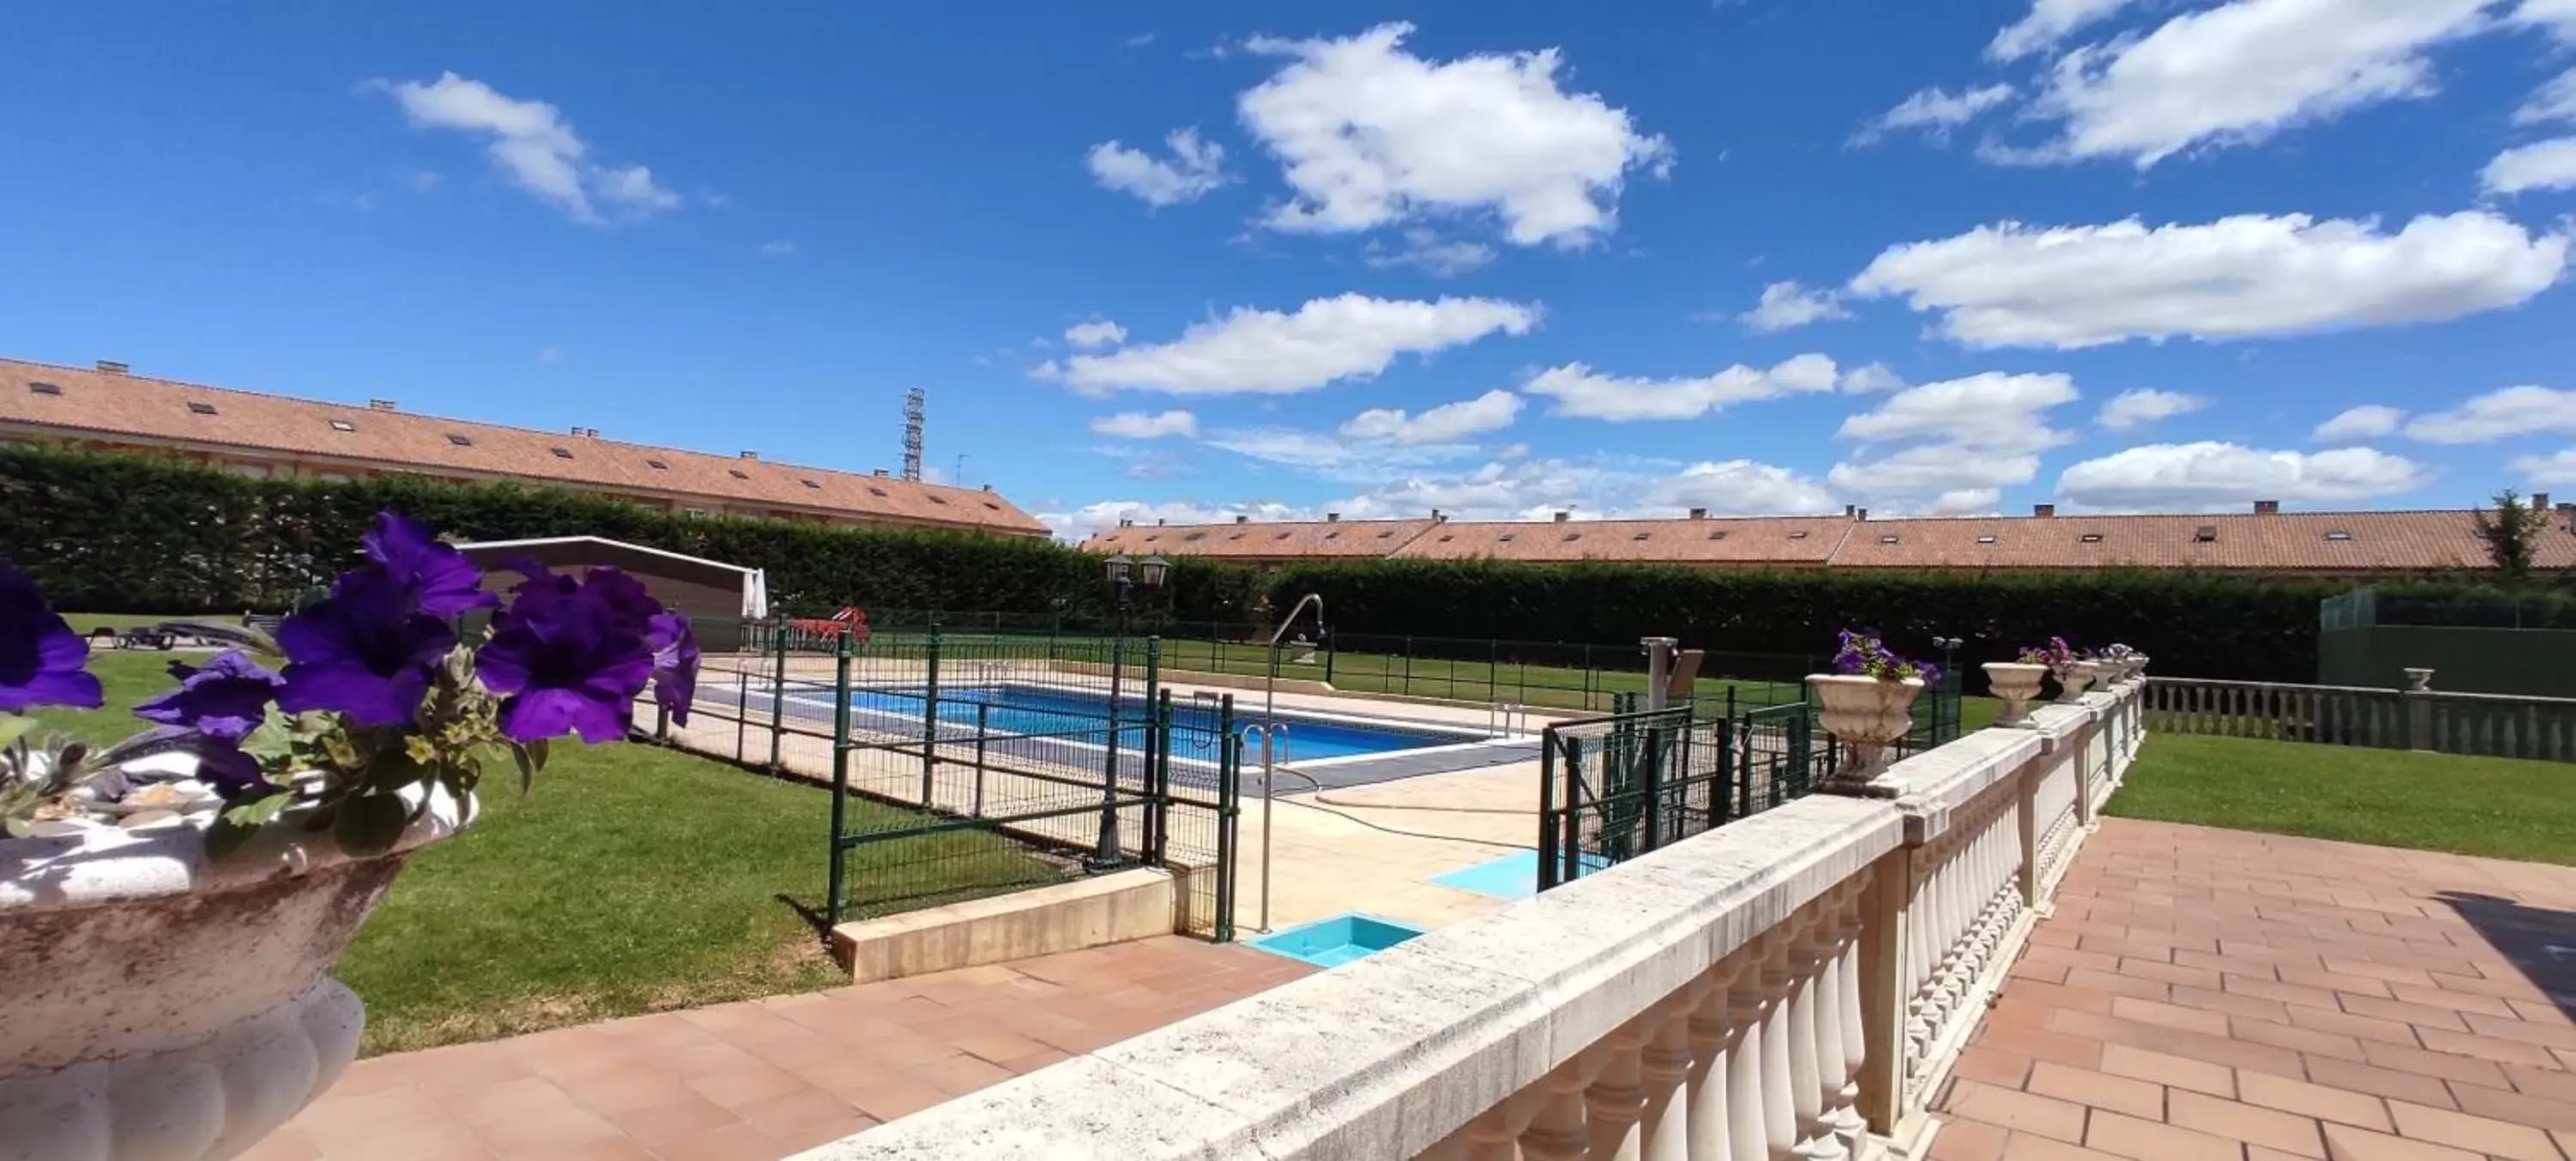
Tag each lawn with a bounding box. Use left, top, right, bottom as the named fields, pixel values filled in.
left=29, top=647, right=1066, bottom=1055
left=2108, top=732, right=2576, bottom=866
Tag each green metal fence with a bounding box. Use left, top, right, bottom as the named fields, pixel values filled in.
left=660, top=617, right=1241, bottom=939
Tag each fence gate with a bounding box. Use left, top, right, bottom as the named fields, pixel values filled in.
left=1538, top=707, right=1738, bottom=890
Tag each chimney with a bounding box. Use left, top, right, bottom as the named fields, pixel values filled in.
left=739, top=451, right=760, bottom=461
left=872, top=468, right=888, bottom=477
left=2252, top=499, right=2280, bottom=515
left=1118, top=518, right=1133, bottom=528
left=981, top=483, right=993, bottom=492
left=1430, top=508, right=1443, bottom=522
left=1856, top=508, right=1869, bottom=521
left=1843, top=504, right=1856, bottom=518
left=2533, top=492, right=2550, bottom=510
left=2032, top=503, right=2056, bottom=518
left=1235, top=514, right=1249, bottom=525
left=1155, top=518, right=1166, bottom=526
left=95, top=360, right=128, bottom=374
left=1688, top=508, right=1708, bottom=520
left=1326, top=513, right=1340, bottom=522
left=1553, top=510, right=1571, bottom=522
left=368, top=398, right=398, bottom=412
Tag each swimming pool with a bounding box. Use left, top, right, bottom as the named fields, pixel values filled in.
left=841, top=683, right=1482, bottom=763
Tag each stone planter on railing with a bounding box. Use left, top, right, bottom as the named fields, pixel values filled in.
left=1981, top=663, right=2047, bottom=726
left=2051, top=664, right=2093, bottom=703
left=1811, top=674, right=1924, bottom=789
left=0, top=787, right=472, bottom=1161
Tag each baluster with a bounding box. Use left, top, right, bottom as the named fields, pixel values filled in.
left=1640, top=996, right=1697, bottom=1161
left=1820, top=881, right=1868, bottom=1158
left=1522, top=1053, right=1602, bottom=1161
left=1756, top=928, right=1801, bottom=1161
left=1589, top=1019, right=1652, bottom=1161
left=1784, top=905, right=1837, bottom=1161
left=1688, top=959, right=1750, bottom=1161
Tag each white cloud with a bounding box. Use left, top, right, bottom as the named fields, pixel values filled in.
left=1838, top=372, right=2081, bottom=455
left=1040, top=294, right=1540, bottom=396
left=1089, top=410, right=1198, bottom=439
left=1065, top=319, right=1129, bottom=349
left=1325, top=458, right=1613, bottom=521
left=369, top=72, right=677, bottom=225
left=1522, top=354, right=1880, bottom=422
left=1237, top=22, right=1672, bottom=247
left=1850, top=211, right=2568, bottom=350
left=2518, top=0, right=2576, bottom=40
left=1739, top=282, right=1852, bottom=332
left=758, top=240, right=796, bottom=257
left=1340, top=390, right=1522, bottom=445
left=2517, top=68, right=2576, bottom=125
left=2097, top=388, right=2209, bottom=430
left=2482, top=137, right=2576, bottom=195
left=1989, top=0, right=2140, bottom=61
left=1362, top=228, right=1498, bottom=277
left=1827, top=444, right=2043, bottom=507
left=1040, top=499, right=1307, bottom=543
left=1650, top=460, right=1839, bottom=514
left=1086, top=128, right=1228, bottom=207
left=2056, top=442, right=2427, bottom=507
left=2313, top=404, right=2406, bottom=441
left=2403, top=385, right=2576, bottom=443
left=1858, top=83, right=2017, bottom=143
left=2511, top=447, right=2576, bottom=484
left=2024, top=0, right=2493, bottom=167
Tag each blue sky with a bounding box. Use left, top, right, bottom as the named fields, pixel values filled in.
left=3, top=1, right=2573, bottom=540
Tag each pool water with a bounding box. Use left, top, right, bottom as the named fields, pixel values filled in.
left=1431, top=850, right=1612, bottom=900
left=842, top=683, right=1477, bottom=762
left=1249, top=912, right=1429, bottom=968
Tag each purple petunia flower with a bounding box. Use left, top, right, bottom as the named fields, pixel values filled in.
left=276, top=568, right=458, bottom=726
left=477, top=574, right=654, bottom=745
left=647, top=611, right=700, bottom=726
left=364, top=511, right=497, bottom=618
left=135, top=649, right=283, bottom=740
left=0, top=558, right=104, bottom=712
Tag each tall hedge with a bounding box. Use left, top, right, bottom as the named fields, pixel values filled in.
left=5, top=444, right=2560, bottom=684
left=0, top=445, right=1259, bottom=622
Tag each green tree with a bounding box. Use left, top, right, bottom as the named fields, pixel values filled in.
left=2471, top=489, right=2553, bottom=575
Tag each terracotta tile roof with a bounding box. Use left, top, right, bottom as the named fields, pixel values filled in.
left=1080, top=519, right=1437, bottom=559
left=1824, top=510, right=2576, bottom=571
left=1394, top=516, right=1855, bottom=565
left=0, top=357, right=1046, bottom=536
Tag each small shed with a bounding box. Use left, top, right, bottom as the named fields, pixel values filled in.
left=453, top=536, right=768, bottom=653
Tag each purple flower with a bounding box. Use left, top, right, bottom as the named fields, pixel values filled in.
left=477, top=574, right=653, bottom=745
left=128, top=724, right=282, bottom=803
left=276, top=568, right=458, bottom=726
left=135, top=649, right=283, bottom=740
left=364, top=511, right=496, bottom=618
left=647, top=611, right=700, bottom=726
left=0, top=559, right=103, bottom=712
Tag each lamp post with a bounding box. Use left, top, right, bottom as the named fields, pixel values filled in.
left=1931, top=635, right=1963, bottom=738
left=1095, top=553, right=1169, bottom=868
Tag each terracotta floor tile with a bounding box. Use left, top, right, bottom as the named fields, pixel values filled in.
left=2321, top=1121, right=2485, bottom=1160
left=2025, top=1061, right=2166, bottom=1121
left=2081, top=1109, right=2241, bottom=1161
left=2166, top=1088, right=2327, bottom=1158
left=1998, top=1134, right=2129, bottom=1161
left=644, top=1121, right=789, bottom=1161
left=233, top=1128, right=322, bottom=1161
left=2095, top=1042, right=2234, bottom=1098
left=1946, top=1081, right=2089, bottom=1144
left=2385, top=1099, right=2564, bottom=1161
left=599, top=1094, right=741, bottom=1146
left=2236, top=1069, right=2394, bottom=1133
left=2448, top=1079, right=2576, bottom=1133
left=1929, top=1117, right=2012, bottom=1161
left=2300, top=1057, right=2461, bottom=1111
left=2357, top=1040, right=2512, bottom=1090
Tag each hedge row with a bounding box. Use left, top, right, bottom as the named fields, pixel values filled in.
left=7, top=444, right=2562, bottom=684
left=0, top=445, right=1260, bottom=622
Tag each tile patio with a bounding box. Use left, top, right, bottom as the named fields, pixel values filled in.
left=240, top=937, right=1311, bottom=1161
left=1930, top=818, right=2576, bottom=1161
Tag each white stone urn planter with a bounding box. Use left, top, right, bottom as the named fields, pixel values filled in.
left=1810, top=674, right=1924, bottom=789
left=1981, top=662, right=2048, bottom=726
left=0, top=787, right=471, bottom=1161
left=2051, top=665, right=2094, bottom=703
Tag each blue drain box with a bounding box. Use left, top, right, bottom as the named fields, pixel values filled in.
left=1248, top=912, right=1429, bottom=969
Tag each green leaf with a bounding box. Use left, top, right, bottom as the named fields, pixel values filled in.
left=332, top=792, right=410, bottom=856
left=0, top=715, right=37, bottom=750
left=526, top=737, right=549, bottom=773
left=205, top=795, right=293, bottom=860
left=511, top=745, right=536, bottom=794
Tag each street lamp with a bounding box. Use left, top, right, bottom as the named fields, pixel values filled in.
left=1094, top=554, right=1169, bottom=867
left=1931, top=635, right=1964, bottom=739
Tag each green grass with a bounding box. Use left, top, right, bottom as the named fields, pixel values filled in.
left=2107, top=732, right=2576, bottom=866
left=55, top=611, right=240, bottom=636
left=28, top=649, right=1066, bottom=1055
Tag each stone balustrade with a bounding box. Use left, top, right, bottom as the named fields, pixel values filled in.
left=795, top=679, right=2145, bottom=1161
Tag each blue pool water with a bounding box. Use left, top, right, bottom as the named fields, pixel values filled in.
left=840, top=683, right=1476, bottom=763
left=1431, top=851, right=1611, bottom=900
left=1249, top=912, right=1429, bottom=968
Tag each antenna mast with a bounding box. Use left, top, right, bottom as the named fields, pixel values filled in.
left=900, top=387, right=925, bottom=482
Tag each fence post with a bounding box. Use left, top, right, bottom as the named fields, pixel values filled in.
left=768, top=615, right=788, bottom=773
left=1322, top=628, right=1337, bottom=686
left=1488, top=638, right=1498, bottom=704
left=1537, top=731, right=1561, bottom=891
left=735, top=669, right=749, bottom=763
left=826, top=627, right=854, bottom=927
left=1640, top=722, right=1666, bottom=854
left=1215, top=695, right=1239, bottom=943
left=972, top=702, right=989, bottom=818
left=1561, top=742, right=1586, bottom=886
left=921, top=618, right=941, bottom=809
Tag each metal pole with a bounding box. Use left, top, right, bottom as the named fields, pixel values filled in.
left=1094, top=582, right=1129, bottom=867
left=735, top=669, right=748, bottom=763
left=920, top=618, right=941, bottom=809
left=1259, top=723, right=1275, bottom=933
left=826, top=628, right=854, bottom=927
left=768, top=617, right=788, bottom=772
left=972, top=702, right=988, bottom=818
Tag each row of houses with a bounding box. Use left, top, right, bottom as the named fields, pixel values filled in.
left=0, top=356, right=1048, bottom=538
left=1080, top=501, right=2576, bottom=574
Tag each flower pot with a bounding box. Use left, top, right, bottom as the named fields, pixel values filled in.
left=1810, top=674, right=1925, bottom=787
left=0, top=787, right=471, bottom=1161
left=2052, top=665, right=2094, bottom=703
left=1982, top=663, right=2048, bottom=726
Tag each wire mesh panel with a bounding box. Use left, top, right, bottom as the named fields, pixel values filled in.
left=1538, top=707, right=1741, bottom=891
